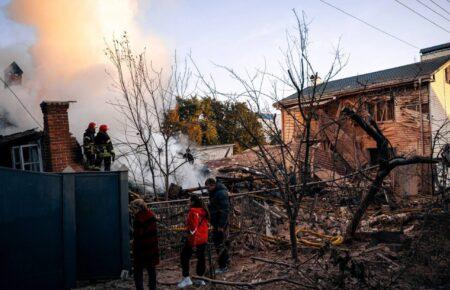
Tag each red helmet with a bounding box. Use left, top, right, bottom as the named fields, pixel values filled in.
left=99, top=124, right=108, bottom=132
left=88, top=122, right=96, bottom=129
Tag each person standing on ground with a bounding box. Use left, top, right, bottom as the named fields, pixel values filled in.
left=132, top=199, right=159, bottom=290
left=94, top=124, right=115, bottom=171
left=205, top=178, right=230, bottom=274
left=178, top=195, right=209, bottom=288
left=82, top=122, right=96, bottom=169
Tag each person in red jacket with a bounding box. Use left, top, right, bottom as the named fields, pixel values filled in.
left=178, top=195, right=209, bottom=288
left=132, top=199, right=159, bottom=290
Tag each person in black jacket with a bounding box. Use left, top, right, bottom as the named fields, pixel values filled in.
left=83, top=122, right=96, bottom=169
left=205, top=178, right=230, bottom=273
left=94, top=124, right=115, bottom=171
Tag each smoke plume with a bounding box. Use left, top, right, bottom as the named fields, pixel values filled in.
left=0, top=0, right=167, bottom=137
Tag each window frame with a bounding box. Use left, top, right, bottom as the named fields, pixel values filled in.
left=11, top=143, right=43, bottom=172
left=366, top=99, right=395, bottom=123
left=445, top=66, right=450, bottom=84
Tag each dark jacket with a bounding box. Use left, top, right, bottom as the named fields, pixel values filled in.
left=94, top=131, right=114, bottom=157
left=208, top=182, right=230, bottom=228
left=83, top=129, right=95, bottom=152
left=133, top=209, right=160, bottom=267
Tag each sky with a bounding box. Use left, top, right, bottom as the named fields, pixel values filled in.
left=0, top=0, right=449, bottom=119
left=138, top=0, right=449, bottom=85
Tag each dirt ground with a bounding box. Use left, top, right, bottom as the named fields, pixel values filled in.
left=75, top=196, right=450, bottom=290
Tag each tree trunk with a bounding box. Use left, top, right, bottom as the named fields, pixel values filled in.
left=150, top=166, right=157, bottom=200
left=288, top=219, right=299, bottom=262
left=164, top=140, right=170, bottom=200
left=344, top=170, right=389, bottom=241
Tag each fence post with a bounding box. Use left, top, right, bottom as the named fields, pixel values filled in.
left=119, top=165, right=131, bottom=272
left=62, top=172, right=77, bottom=289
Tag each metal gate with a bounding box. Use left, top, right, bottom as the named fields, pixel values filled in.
left=0, top=167, right=130, bottom=290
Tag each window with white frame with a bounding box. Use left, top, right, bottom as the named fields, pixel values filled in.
left=11, top=144, right=43, bottom=172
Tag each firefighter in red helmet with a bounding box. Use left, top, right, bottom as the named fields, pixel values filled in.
left=94, top=124, right=115, bottom=171
left=83, top=122, right=96, bottom=169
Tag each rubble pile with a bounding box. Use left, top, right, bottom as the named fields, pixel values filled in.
left=77, top=186, right=449, bottom=289
left=79, top=172, right=448, bottom=281
left=224, top=194, right=450, bottom=289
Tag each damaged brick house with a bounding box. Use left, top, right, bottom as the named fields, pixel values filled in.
left=0, top=101, right=82, bottom=172
left=277, top=43, right=450, bottom=196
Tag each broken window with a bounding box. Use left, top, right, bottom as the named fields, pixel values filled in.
left=367, top=99, right=395, bottom=122
left=405, top=103, right=429, bottom=114
left=11, top=144, right=43, bottom=172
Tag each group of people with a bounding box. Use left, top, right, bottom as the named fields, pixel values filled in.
left=82, top=122, right=115, bottom=171
left=131, top=178, right=230, bottom=290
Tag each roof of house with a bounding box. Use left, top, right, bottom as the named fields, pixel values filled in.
left=279, top=55, right=450, bottom=105
left=420, top=43, right=450, bottom=55
left=0, top=129, right=42, bottom=147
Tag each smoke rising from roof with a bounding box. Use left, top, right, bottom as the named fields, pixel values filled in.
left=0, top=0, right=167, bottom=138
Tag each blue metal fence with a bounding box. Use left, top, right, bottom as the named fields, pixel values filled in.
left=0, top=167, right=130, bottom=290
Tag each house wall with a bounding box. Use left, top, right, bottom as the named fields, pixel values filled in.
left=281, top=108, right=303, bottom=143
left=429, top=62, right=450, bottom=188
left=0, top=138, right=42, bottom=169
left=280, top=83, right=433, bottom=196
left=429, top=62, right=450, bottom=155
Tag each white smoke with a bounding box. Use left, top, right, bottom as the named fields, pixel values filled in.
left=0, top=0, right=167, bottom=138
left=0, top=0, right=210, bottom=191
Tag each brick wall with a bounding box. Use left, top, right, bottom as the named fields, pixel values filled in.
left=280, top=83, right=433, bottom=196
left=40, top=101, right=82, bottom=172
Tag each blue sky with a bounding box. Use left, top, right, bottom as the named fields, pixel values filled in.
left=1, top=0, right=449, bottom=90
left=139, top=0, right=449, bottom=82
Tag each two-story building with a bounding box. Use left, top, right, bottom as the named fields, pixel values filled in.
left=277, top=43, right=450, bottom=196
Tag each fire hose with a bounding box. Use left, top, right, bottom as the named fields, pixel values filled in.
left=168, top=225, right=343, bottom=248
left=295, top=227, right=344, bottom=247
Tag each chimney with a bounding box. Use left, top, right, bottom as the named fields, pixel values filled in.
left=40, top=101, right=79, bottom=172
left=420, top=43, right=450, bottom=61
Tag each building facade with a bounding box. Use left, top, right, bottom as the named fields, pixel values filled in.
left=277, top=44, right=450, bottom=196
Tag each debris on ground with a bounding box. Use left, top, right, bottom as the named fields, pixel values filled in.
left=75, top=190, right=449, bottom=289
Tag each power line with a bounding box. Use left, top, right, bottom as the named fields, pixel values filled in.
left=428, top=0, right=449, bottom=14
left=394, top=0, right=450, bottom=33
left=318, top=0, right=420, bottom=49
left=416, top=0, right=450, bottom=21
left=0, top=77, right=43, bottom=129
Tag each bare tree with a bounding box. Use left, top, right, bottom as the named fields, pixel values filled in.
left=195, top=10, right=346, bottom=262
left=106, top=33, right=196, bottom=199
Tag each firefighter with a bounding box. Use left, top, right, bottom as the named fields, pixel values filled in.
left=83, top=122, right=96, bottom=169
left=94, top=124, right=115, bottom=171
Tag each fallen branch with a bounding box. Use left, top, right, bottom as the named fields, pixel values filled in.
left=250, top=256, right=319, bottom=286
left=376, top=253, right=400, bottom=269
left=251, top=256, right=293, bottom=268
left=192, top=275, right=309, bottom=288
